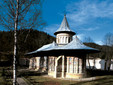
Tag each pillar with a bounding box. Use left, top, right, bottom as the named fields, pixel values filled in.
left=79, top=59, right=82, bottom=73
left=54, top=57, right=57, bottom=78
left=62, top=55, right=65, bottom=78
left=46, top=56, right=48, bottom=71
left=35, top=57, right=40, bottom=71
left=67, top=57, right=69, bottom=73
left=73, top=57, right=74, bottom=73
left=29, top=58, right=32, bottom=69
left=75, top=58, right=78, bottom=73
left=78, top=58, right=79, bottom=73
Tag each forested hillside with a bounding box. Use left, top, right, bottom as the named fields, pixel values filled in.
left=84, top=43, right=113, bottom=59
left=0, top=29, right=112, bottom=60
left=0, top=29, right=55, bottom=55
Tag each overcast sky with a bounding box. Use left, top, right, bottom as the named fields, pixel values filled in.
left=42, top=0, right=113, bottom=45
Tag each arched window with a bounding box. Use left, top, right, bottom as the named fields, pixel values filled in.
left=68, top=37, right=70, bottom=43
left=64, top=36, right=65, bottom=43
left=70, top=37, right=72, bottom=42
left=60, top=37, right=62, bottom=43
left=62, top=36, right=64, bottom=43
left=68, top=37, right=72, bottom=43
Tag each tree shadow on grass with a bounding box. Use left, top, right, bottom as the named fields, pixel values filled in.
left=37, top=81, right=60, bottom=85
left=70, top=77, right=113, bottom=85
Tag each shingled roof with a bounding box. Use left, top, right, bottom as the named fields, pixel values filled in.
left=27, top=36, right=99, bottom=55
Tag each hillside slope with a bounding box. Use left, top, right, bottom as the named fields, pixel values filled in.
left=0, top=29, right=55, bottom=54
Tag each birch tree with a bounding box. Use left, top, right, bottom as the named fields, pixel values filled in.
left=84, top=37, right=93, bottom=69
left=104, top=33, right=113, bottom=70
left=83, top=37, right=93, bottom=43
left=0, top=0, right=45, bottom=85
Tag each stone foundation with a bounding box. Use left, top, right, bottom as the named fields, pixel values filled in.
left=48, top=71, right=55, bottom=77
left=66, top=73, right=83, bottom=79
left=48, top=71, right=83, bottom=79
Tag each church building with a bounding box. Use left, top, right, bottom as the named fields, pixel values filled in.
left=27, top=15, right=99, bottom=79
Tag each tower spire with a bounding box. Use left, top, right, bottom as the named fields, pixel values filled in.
left=54, top=15, right=75, bottom=35
left=54, top=15, right=76, bottom=45
left=64, top=11, right=66, bottom=16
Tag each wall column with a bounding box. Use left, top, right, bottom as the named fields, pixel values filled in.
left=62, top=55, right=65, bottom=78
left=29, top=58, right=32, bottom=69
left=74, top=57, right=78, bottom=73
left=35, top=57, right=40, bottom=71
left=78, top=58, right=79, bottom=73
left=46, top=56, right=48, bottom=71
left=79, top=59, right=82, bottom=73
left=67, top=57, right=69, bottom=73
left=54, top=57, right=57, bottom=78
left=73, top=57, right=74, bottom=73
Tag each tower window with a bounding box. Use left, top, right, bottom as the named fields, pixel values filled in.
left=68, top=37, right=70, bottom=42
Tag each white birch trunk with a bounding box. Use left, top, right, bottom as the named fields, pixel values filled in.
left=13, top=0, right=19, bottom=85
left=87, top=55, right=91, bottom=69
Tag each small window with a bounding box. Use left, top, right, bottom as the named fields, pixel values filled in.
left=66, top=37, right=68, bottom=43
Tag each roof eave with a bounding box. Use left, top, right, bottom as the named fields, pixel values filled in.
left=26, top=49, right=100, bottom=56
left=54, top=31, right=76, bottom=35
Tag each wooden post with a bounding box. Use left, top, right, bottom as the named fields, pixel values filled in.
left=62, top=55, right=65, bottom=78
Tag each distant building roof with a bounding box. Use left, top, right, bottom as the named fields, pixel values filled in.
left=27, top=36, right=99, bottom=55
left=54, top=15, right=75, bottom=35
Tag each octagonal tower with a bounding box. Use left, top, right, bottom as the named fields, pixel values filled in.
left=54, top=15, right=75, bottom=46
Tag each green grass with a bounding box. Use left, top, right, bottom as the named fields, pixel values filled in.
left=0, top=67, right=13, bottom=85
left=1, top=66, right=113, bottom=85
left=0, top=67, right=5, bottom=85
left=74, top=75, right=113, bottom=85
left=25, top=76, right=76, bottom=85
left=25, top=75, right=113, bottom=85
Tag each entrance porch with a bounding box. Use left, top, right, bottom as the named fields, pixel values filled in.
left=48, top=55, right=86, bottom=79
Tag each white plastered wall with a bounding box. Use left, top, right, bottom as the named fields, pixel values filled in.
left=56, top=33, right=72, bottom=45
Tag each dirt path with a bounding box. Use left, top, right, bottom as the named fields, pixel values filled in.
left=17, top=77, right=28, bottom=85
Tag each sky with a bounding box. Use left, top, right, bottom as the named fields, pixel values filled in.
left=42, top=0, right=113, bottom=45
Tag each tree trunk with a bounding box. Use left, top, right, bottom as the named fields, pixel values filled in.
left=104, top=59, right=107, bottom=70
left=108, top=57, right=111, bottom=71
left=13, top=0, right=19, bottom=85
left=93, top=57, right=96, bottom=70
left=82, top=55, right=86, bottom=77
left=87, top=54, right=91, bottom=69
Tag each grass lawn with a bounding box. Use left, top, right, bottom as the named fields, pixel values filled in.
left=73, top=75, right=113, bottom=85
left=0, top=67, right=13, bottom=85
left=25, top=75, right=113, bottom=85
left=25, top=76, right=76, bottom=85
left=1, top=66, right=113, bottom=85
left=0, top=67, right=5, bottom=85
